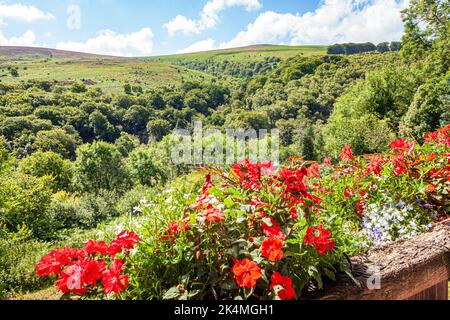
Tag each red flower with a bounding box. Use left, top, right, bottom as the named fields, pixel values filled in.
left=365, top=156, right=385, bottom=176
left=83, top=240, right=109, bottom=255
left=391, top=154, right=407, bottom=175
left=102, top=259, right=129, bottom=295
left=232, top=160, right=273, bottom=191
left=389, top=139, right=415, bottom=154
left=56, top=263, right=86, bottom=295
left=270, top=272, right=296, bottom=300
left=81, top=258, right=105, bottom=287
left=263, top=217, right=286, bottom=240
left=261, top=237, right=284, bottom=262
left=231, top=258, right=262, bottom=288
left=425, top=131, right=439, bottom=143
left=304, top=226, right=335, bottom=255
left=36, top=246, right=83, bottom=277
left=307, top=163, right=320, bottom=177
left=278, top=168, right=316, bottom=204
left=108, top=231, right=140, bottom=256
left=344, top=185, right=355, bottom=198
left=355, top=199, right=365, bottom=218
left=339, top=145, right=354, bottom=162
left=202, top=207, right=225, bottom=223
left=323, top=157, right=332, bottom=166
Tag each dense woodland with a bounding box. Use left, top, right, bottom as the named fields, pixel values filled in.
left=0, top=0, right=448, bottom=299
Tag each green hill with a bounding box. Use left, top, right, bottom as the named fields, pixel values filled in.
left=147, top=44, right=327, bottom=63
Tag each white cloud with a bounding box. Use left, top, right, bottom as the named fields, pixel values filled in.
left=56, top=28, right=154, bottom=57
left=0, top=3, right=53, bottom=47
left=164, top=0, right=262, bottom=36
left=0, top=3, right=54, bottom=23
left=0, top=30, right=36, bottom=46
left=220, top=0, right=409, bottom=49
left=178, top=38, right=216, bottom=54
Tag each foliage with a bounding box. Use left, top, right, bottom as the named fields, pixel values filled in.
left=73, top=141, right=129, bottom=194
left=125, top=146, right=167, bottom=187
left=18, top=151, right=74, bottom=191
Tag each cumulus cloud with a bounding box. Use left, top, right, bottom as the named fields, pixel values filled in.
left=0, top=3, right=54, bottom=23
left=0, top=3, right=53, bottom=47
left=178, top=38, right=216, bottom=54
left=56, top=28, right=154, bottom=57
left=164, top=0, right=262, bottom=36
left=0, top=30, right=36, bottom=46
left=220, top=0, right=409, bottom=49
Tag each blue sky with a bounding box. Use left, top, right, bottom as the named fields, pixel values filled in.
left=0, top=0, right=409, bottom=56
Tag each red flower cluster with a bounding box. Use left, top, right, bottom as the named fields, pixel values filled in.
left=161, top=217, right=190, bottom=243
left=231, top=258, right=262, bottom=289
left=425, top=124, right=450, bottom=147
left=232, top=160, right=273, bottom=191
left=389, top=138, right=415, bottom=154
left=270, top=272, right=296, bottom=300
left=339, top=145, right=355, bottom=162
left=304, top=225, right=335, bottom=255
left=36, top=231, right=140, bottom=297
left=261, top=237, right=284, bottom=262
left=365, top=156, right=385, bottom=176
left=278, top=168, right=320, bottom=205
left=202, top=207, right=225, bottom=223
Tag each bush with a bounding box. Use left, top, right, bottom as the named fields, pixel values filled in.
left=0, top=173, right=54, bottom=240
left=73, top=142, right=129, bottom=194
left=76, top=190, right=121, bottom=228
left=125, top=146, right=167, bottom=187
left=0, top=228, right=50, bottom=298
left=115, top=185, right=153, bottom=215
left=18, top=151, right=74, bottom=191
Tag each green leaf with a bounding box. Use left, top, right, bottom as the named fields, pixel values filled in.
left=162, top=286, right=181, bottom=300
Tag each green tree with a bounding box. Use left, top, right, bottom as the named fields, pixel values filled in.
left=88, top=110, right=118, bottom=142
left=123, top=105, right=151, bottom=134
left=71, top=83, right=87, bottom=93
left=33, top=128, right=81, bottom=159
left=125, top=146, right=167, bottom=187
left=73, top=141, right=129, bottom=193
left=401, top=0, right=449, bottom=73
left=401, top=76, right=449, bottom=140
left=115, top=132, right=140, bottom=157
left=18, top=151, right=74, bottom=191
left=376, top=42, right=390, bottom=53
left=124, top=84, right=132, bottom=95
left=147, top=119, right=172, bottom=142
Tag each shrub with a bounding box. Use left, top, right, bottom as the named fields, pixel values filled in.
left=0, top=172, right=55, bottom=240
left=0, top=227, right=50, bottom=298
left=115, top=185, right=153, bottom=215
left=18, top=151, right=74, bottom=191
left=125, top=146, right=167, bottom=187
left=73, top=142, right=130, bottom=194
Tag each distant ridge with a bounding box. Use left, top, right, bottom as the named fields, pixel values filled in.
left=0, top=46, right=130, bottom=61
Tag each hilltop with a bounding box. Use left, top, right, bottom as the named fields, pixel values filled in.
left=147, top=44, right=327, bottom=63
left=0, top=46, right=128, bottom=62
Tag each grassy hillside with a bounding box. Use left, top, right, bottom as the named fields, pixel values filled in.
left=0, top=47, right=215, bottom=93
left=0, top=46, right=126, bottom=62
left=147, top=45, right=327, bottom=63
left=0, top=45, right=327, bottom=93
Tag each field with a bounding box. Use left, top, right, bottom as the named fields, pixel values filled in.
left=147, top=45, right=327, bottom=63
left=0, top=45, right=327, bottom=94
